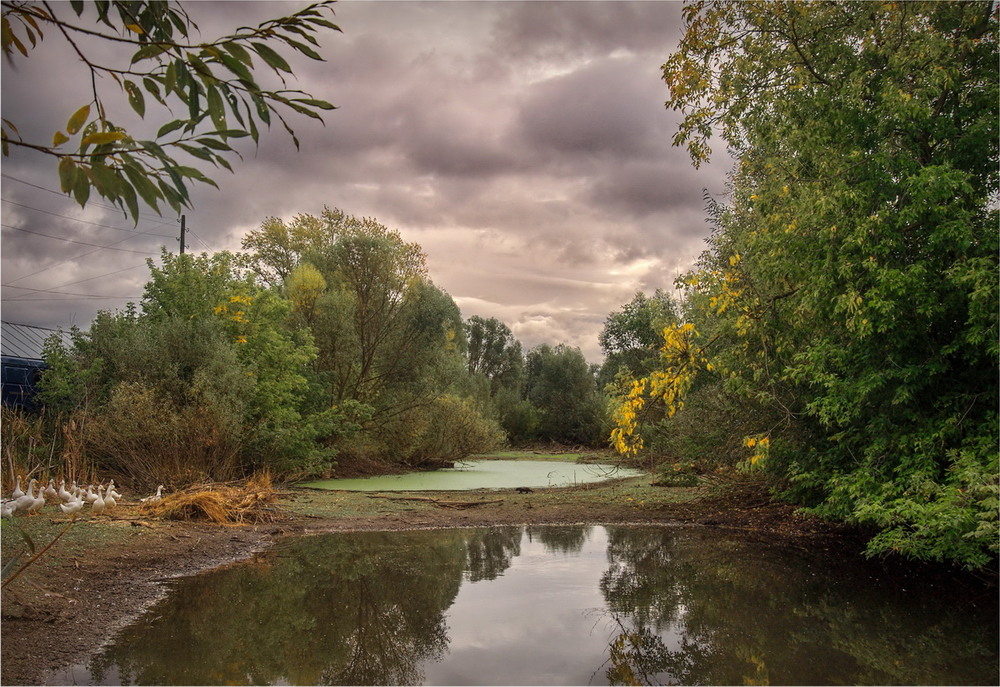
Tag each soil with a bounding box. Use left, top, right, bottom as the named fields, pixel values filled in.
left=1, top=471, right=869, bottom=686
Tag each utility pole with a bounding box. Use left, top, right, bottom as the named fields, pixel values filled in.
left=179, top=214, right=186, bottom=254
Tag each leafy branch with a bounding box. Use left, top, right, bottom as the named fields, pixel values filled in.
left=1, top=0, right=341, bottom=222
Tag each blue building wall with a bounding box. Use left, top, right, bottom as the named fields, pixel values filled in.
left=1, top=355, right=46, bottom=411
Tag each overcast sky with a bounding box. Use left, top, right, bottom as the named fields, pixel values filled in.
left=0, top=0, right=730, bottom=363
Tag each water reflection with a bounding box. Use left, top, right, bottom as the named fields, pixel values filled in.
left=54, top=526, right=998, bottom=686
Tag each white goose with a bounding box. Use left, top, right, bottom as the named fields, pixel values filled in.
left=60, top=495, right=85, bottom=516
left=1, top=499, right=15, bottom=518
left=141, top=485, right=165, bottom=503
left=58, top=480, right=74, bottom=503
left=10, top=476, right=25, bottom=501
left=43, top=479, right=58, bottom=501
left=84, top=485, right=98, bottom=504
left=91, top=486, right=106, bottom=515
left=13, top=479, right=37, bottom=514
left=28, top=483, right=46, bottom=514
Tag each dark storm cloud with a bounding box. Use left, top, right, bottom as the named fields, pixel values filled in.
left=516, top=57, right=672, bottom=162
left=490, top=1, right=684, bottom=63
left=587, top=158, right=707, bottom=217
left=1, top=1, right=731, bottom=362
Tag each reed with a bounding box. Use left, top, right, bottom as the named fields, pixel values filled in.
left=142, top=472, right=279, bottom=525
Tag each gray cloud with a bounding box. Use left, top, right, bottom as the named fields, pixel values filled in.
left=1, top=1, right=731, bottom=363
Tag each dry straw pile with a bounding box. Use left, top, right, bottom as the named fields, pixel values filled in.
left=141, top=472, right=280, bottom=525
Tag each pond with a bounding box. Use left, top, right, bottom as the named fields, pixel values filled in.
left=50, top=525, right=998, bottom=686
left=300, top=459, right=645, bottom=492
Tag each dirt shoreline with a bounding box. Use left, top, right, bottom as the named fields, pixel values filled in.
left=0, top=476, right=873, bottom=686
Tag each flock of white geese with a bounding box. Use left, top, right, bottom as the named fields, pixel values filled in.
left=1, top=477, right=165, bottom=519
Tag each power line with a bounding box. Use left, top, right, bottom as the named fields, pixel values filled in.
left=0, top=295, right=138, bottom=302
left=1, top=223, right=160, bottom=254
left=187, top=228, right=214, bottom=252
left=0, top=321, right=68, bottom=332
left=2, top=235, right=157, bottom=286
left=2, top=284, right=140, bottom=300
left=1, top=198, right=176, bottom=238
left=3, top=263, right=147, bottom=301
left=0, top=173, right=178, bottom=226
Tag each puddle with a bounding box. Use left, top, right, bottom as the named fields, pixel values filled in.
left=49, top=525, right=999, bottom=686
left=300, top=459, right=644, bottom=491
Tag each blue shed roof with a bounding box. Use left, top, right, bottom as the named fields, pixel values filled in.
left=0, top=322, right=74, bottom=360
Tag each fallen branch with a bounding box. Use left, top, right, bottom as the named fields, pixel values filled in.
left=366, top=494, right=504, bottom=509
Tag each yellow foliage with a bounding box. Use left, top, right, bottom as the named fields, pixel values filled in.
left=610, top=323, right=706, bottom=456
left=742, top=434, right=770, bottom=469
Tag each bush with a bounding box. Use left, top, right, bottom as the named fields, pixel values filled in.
left=395, top=395, right=505, bottom=466
left=84, top=382, right=244, bottom=488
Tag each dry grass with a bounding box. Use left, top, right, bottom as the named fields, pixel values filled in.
left=140, top=472, right=281, bottom=525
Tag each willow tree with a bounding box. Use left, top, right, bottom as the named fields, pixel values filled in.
left=242, top=208, right=498, bottom=464
left=617, top=1, right=998, bottom=567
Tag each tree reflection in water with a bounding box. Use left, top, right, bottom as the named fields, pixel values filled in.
left=89, top=530, right=502, bottom=685
left=66, top=526, right=997, bottom=686
left=596, top=526, right=999, bottom=686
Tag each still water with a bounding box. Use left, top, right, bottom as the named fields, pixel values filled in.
left=301, top=459, right=645, bottom=491
left=51, top=526, right=998, bottom=686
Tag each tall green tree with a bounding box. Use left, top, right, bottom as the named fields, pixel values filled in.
left=619, top=1, right=997, bottom=567
left=1, top=1, right=339, bottom=221
left=241, top=207, right=500, bottom=465
left=525, top=344, right=606, bottom=445
left=466, top=316, right=524, bottom=395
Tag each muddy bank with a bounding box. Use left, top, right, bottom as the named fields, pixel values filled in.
left=1, top=476, right=864, bottom=686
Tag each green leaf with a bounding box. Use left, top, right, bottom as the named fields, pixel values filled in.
left=165, top=60, right=177, bottom=95
left=247, top=111, right=259, bottom=143
left=124, top=80, right=145, bottom=118
left=187, top=54, right=214, bottom=81
left=307, top=18, right=341, bottom=32
left=282, top=38, right=323, bottom=61
left=143, top=77, right=166, bottom=106
left=119, top=178, right=139, bottom=223
left=209, top=129, right=251, bottom=139
left=157, top=179, right=184, bottom=214
left=66, top=105, right=90, bottom=135
left=121, top=162, right=162, bottom=213
left=52, top=130, right=70, bottom=147
left=176, top=143, right=215, bottom=162
left=283, top=100, right=323, bottom=121
left=130, top=43, right=169, bottom=64
left=206, top=86, right=226, bottom=132
left=252, top=93, right=270, bottom=125
left=194, top=137, right=232, bottom=151
left=250, top=41, right=292, bottom=73
left=87, top=163, right=120, bottom=199
left=156, top=119, right=186, bottom=139
left=292, top=98, right=336, bottom=110
left=216, top=52, right=255, bottom=83
left=72, top=171, right=90, bottom=207
left=187, top=84, right=200, bottom=122
left=222, top=40, right=253, bottom=66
